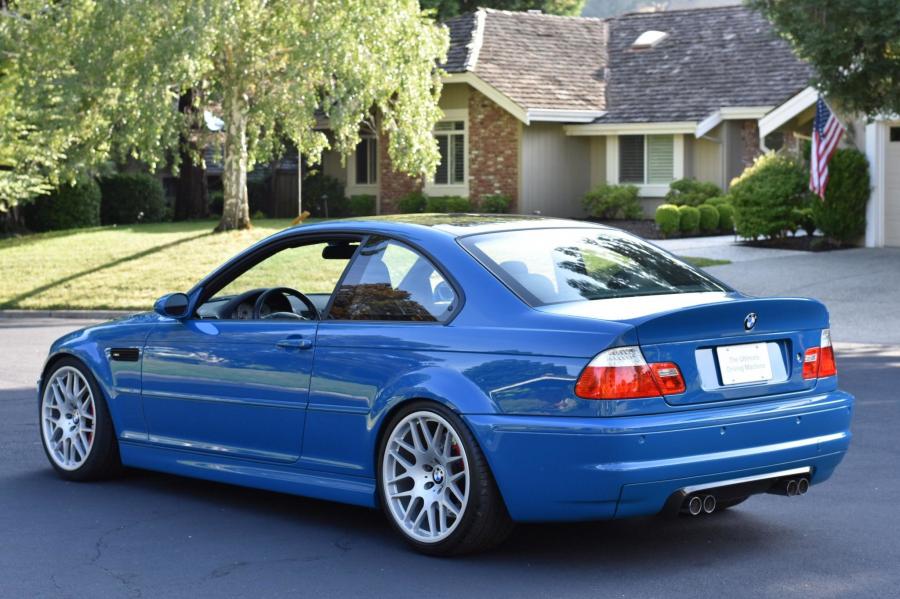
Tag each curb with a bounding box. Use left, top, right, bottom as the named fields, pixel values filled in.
left=0, top=309, right=134, bottom=320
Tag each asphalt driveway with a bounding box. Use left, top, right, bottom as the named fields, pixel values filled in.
left=1, top=314, right=898, bottom=598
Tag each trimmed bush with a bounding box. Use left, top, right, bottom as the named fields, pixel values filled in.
left=811, top=148, right=870, bottom=245
left=397, top=191, right=427, bottom=214
left=25, top=179, right=101, bottom=232
left=655, top=204, right=680, bottom=237
left=425, top=196, right=447, bottom=212
left=583, top=183, right=642, bottom=219
left=444, top=196, right=472, bottom=212
left=480, top=194, right=511, bottom=213
left=348, top=194, right=376, bottom=217
left=665, top=178, right=722, bottom=206
left=716, top=203, right=735, bottom=232
left=678, top=205, right=701, bottom=233
left=729, top=152, right=810, bottom=239
left=704, top=196, right=729, bottom=207
left=792, top=204, right=817, bottom=237
left=698, top=203, right=720, bottom=232
left=99, top=172, right=167, bottom=225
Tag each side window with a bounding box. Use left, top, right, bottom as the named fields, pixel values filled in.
left=329, top=237, right=457, bottom=322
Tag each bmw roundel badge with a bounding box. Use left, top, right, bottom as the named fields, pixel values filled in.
left=744, top=312, right=758, bottom=331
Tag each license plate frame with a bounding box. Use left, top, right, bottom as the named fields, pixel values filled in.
left=716, top=342, right=773, bottom=385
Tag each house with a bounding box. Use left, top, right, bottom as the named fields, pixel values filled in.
left=316, top=5, right=897, bottom=248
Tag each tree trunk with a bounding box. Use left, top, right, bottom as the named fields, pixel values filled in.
left=215, top=92, right=251, bottom=232
left=174, top=91, right=208, bottom=221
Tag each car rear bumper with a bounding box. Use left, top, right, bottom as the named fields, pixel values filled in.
left=464, top=390, right=853, bottom=522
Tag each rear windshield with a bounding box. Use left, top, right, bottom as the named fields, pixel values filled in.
left=460, top=228, right=726, bottom=306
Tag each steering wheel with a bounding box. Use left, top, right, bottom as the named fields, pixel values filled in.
left=253, top=287, right=320, bottom=320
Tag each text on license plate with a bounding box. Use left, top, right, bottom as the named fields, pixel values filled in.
left=716, top=342, right=773, bottom=385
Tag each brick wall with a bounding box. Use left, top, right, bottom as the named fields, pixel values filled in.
left=378, top=133, right=422, bottom=214
left=468, top=90, right=519, bottom=210
left=741, top=120, right=762, bottom=167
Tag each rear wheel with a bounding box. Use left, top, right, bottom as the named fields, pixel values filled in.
left=39, top=358, right=121, bottom=481
left=378, top=402, right=513, bottom=556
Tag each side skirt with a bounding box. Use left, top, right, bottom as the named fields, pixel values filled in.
left=118, top=441, right=378, bottom=509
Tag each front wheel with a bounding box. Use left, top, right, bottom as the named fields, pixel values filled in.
left=39, top=357, right=122, bottom=481
left=378, top=402, right=513, bottom=556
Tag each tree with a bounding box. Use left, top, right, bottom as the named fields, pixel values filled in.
left=751, top=0, right=900, bottom=117
left=421, top=0, right=584, bottom=21
left=4, top=0, right=449, bottom=231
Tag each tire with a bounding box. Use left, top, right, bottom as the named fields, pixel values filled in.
left=39, top=357, right=122, bottom=481
left=377, top=401, right=514, bottom=556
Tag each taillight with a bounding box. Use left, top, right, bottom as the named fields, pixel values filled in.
left=575, top=346, right=685, bottom=400
left=803, top=329, right=837, bottom=380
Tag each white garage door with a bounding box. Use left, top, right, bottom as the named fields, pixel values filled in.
left=886, top=124, right=900, bottom=246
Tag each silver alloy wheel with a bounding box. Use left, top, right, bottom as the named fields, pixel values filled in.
left=41, top=366, right=96, bottom=471
left=382, top=411, right=470, bottom=543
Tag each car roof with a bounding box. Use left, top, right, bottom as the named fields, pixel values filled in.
left=284, top=213, right=610, bottom=240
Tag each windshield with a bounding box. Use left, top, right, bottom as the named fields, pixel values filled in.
left=460, top=228, right=727, bottom=306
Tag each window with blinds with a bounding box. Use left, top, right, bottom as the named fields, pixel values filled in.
left=618, top=134, right=674, bottom=184
left=619, top=135, right=645, bottom=183
left=355, top=137, right=377, bottom=185
left=434, top=121, right=466, bottom=185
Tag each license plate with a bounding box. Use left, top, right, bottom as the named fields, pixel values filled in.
left=717, top=342, right=773, bottom=385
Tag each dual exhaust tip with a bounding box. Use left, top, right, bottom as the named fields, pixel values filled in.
left=772, top=476, right=810, bottom=497
left=684, top=494, right=717, bottom=516
left=681, top=476, right=810, bottom=516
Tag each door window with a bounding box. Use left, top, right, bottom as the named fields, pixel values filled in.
left=328, top=237, right=456, bottom=322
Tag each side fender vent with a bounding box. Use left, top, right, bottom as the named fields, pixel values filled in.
left=108, top=348, right=141, bottom=362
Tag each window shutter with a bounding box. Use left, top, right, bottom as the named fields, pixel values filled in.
left=451, top=134, right=465, bottom=184
left=647, top=135, right=674, bottom=184
left=355, top=139, right=369, bottom=185
left=619, top=135, right=644, bottom=183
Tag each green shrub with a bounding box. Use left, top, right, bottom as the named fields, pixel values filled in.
left=811, top=148, right=870, bottom=245
left=792, top=204, right=817, bottom=237
left=397, top=191, right=427, bottom=213
left=678, top=205, right=701, bottom=233
left=348, top=194, right=376, bottom=217
left=480, top=194, right=511, bottom=213
left=444, top=196, right=472, bottom=212
left=25, top=179, right=101, bottom=232
left=665, top=178, right=722, bottom=206
left=729, top=152, right=810, bottom=239
left=302, top=172, right=346, bottom=217
left=99, top=172, right=167, bottom=225
left=655, top=204, right=681, bottom=237
left=704, top=196, right=730, bottom=207
left=698, top=203, right=720, bottom=232
left=583, top=183, right=642, bottom=219
left=425, top=196, right=447, bottom=212
left=716, top=203, right=735, bottom=232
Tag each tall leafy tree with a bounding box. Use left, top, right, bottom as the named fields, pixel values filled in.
left=4, top=0, right=448, bottom=231
left=751, top=0, right=900, bottom=117
left=421, top=0, right=584, bottom=21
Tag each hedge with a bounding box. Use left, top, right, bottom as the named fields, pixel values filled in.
left=716, top=203, right=735, bottom=232
left=665, top=178, right=722, bottom=206
left=348, top=194, right=376, bottom=217
left=25, top=179, right=102, bottom=232
left=812, top=148, right=870, bottom=244
left=99, top=172, right=167, bottom=225
left=480, top=195, right=511, bottom=213
left=397, top=191, right=426, bottom=213
left=729, top=152, right=810, bottom=239
left=698, top=203, right=720, bottom=232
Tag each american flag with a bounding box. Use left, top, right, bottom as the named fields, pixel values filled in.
left=809, top=97, right=845, bottom=199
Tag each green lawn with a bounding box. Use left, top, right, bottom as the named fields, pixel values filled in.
left=681, top=256, right=732, bottom=268
left=0, top=219, right=325, bottom=310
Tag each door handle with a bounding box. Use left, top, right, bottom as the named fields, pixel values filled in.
left=276, top=337, right=313, bottom=350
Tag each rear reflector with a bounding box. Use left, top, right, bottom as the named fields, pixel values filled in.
left=575, top=346, right=685, bottom=400
left=803, top=329, right=837, bottom=380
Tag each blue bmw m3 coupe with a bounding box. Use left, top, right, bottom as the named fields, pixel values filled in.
left=39, top=215, right=853, bottom=555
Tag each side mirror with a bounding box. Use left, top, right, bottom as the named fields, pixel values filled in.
left=154, top=292, right=190, bottom=319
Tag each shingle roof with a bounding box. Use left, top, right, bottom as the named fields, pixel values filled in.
left=442, top=5, right=812, bottom=123
left=444, top=9, right=607, bottom=113
left=598, top=6, right=813, bottom=123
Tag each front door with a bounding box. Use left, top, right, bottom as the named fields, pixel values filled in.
left=141, top=237, right=359, bottom=463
